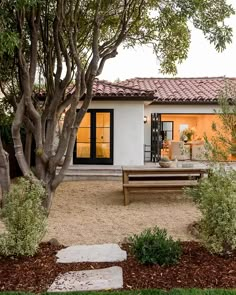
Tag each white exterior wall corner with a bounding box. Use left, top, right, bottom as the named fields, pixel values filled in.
left=78, top=100, right=144, bottom=166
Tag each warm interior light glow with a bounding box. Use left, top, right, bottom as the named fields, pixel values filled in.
left=144, top=115, right=147, bottom=123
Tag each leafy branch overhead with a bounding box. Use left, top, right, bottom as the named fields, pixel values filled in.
left=0, top=0, right=234, bottom=211
left=0, top=1, right=234, bottom=75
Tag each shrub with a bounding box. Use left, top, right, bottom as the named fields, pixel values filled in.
left=185, top=166, right=236, bottom=255
left=129, top=226, right=182, bottom=265
left=0, top=177, right=47, bottom=256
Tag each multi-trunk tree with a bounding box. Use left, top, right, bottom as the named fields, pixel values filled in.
left=0, top=0, right=234, bottom=211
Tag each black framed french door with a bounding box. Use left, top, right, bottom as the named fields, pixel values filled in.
left=151, top=113, right=163, bottom=162
left=73, top=109, right=113, bottom=164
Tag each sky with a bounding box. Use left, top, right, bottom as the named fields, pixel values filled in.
left=100, top=0, right=236, bottom=82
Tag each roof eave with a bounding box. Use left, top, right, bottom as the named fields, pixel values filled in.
left=91, top=95, right=154, bottom=101
left=151, top=100, right=219, bottom=105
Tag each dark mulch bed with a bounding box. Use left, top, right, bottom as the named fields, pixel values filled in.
left=0, top=241, right=235, bottom=293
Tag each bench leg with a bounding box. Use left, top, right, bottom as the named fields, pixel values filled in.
left=124, top=187, right=129, bottom=205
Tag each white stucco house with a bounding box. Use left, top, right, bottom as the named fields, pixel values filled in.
left=74, top=77, right=236, bottom=166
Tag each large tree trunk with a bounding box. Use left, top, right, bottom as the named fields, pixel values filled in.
left=0, top=135, right=10, bottom=207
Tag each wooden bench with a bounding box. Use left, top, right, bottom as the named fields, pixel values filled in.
left=122, top=166, right=208, bottom=205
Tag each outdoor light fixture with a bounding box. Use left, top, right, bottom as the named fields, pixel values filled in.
left=144, top=116, right=147, bottom=124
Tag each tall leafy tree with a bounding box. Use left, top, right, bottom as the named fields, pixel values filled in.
left=0, top=0, right=234, bottom=211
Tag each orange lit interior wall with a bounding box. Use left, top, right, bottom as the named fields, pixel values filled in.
left=161, top=114, right=221, bottom=141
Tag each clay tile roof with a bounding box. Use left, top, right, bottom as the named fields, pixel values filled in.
left=117, top=77, right=236, bottom=103
left=92, top=79, right=154, bottom=99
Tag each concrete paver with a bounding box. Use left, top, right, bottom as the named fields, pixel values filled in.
left=56, top=243, right=127, bottom=263
left=48, top=266, right=123, bottom=292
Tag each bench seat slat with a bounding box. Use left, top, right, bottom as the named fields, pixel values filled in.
left=124, top=180, right=197, bottom=187
left=129, top=174, right=201, bottom=177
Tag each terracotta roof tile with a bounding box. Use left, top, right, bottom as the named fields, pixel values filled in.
left=117, top=77, right=236, bottom=103
left=92, top=79, right=154, bottom=99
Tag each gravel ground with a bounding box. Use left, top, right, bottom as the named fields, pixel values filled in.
left=0, top=180, right=201, bottom=245
left=45, top=180, right=200, bottom=245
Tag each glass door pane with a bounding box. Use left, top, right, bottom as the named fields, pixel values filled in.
left=96, top=113, right=110, bottom=158
left=76, top=113, right=91, bottom=158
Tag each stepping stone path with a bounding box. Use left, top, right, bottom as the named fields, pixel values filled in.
left=48, top=244, right=127, bottom=292
left=48, top=266, right=123, bottom=292
left=56, top=243, right=127, bottom=263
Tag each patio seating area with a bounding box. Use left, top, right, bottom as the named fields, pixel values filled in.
left=168, top=140, right=206, bottom=161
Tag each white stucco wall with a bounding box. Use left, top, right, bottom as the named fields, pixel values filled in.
left=144, top=104, right=219, bottom=146
left=77, top=100, right=144, bottom=166
left=145, top=104, right=220, bottom=114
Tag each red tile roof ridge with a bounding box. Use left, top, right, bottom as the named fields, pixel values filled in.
left=95, top=78, right=154, bottom=94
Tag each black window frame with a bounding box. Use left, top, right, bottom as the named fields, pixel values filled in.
left=73, top=109, right=114, bottom=165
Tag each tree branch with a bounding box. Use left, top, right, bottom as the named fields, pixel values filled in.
left=97, top=49, right=118, bottom=76
left=28, top=5, right=41, bottom=89
left=11, top=99, right=31, bottom=176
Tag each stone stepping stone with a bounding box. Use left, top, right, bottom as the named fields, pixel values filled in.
left=48, top=266, right=123, bottom=292
left=56, top=243, right=127, bottom=263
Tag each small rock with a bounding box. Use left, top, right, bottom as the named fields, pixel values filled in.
left=187, top=221, right=201, bottom=239
left=48, top=238, right=61, bottom=246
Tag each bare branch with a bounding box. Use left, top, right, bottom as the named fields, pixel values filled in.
left=28, top=5, right=41, bottom=88
left=53, top=1, right=63, bottom=89
left=97, top=49, right=118, bottom=76
left=58, top=34, right=71, bottom=89
left=11, top=99, right=31, bottom=176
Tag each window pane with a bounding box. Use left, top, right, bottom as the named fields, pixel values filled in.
left=163, top=122, right=172, bottom=130
left=162, top=121, right=173, bottom=140
left=96, top=128, right=110, bottom=143
left=77, top=143, right=90, bottom=158
left=96, top=113, right=110, bottom=127
left=96, top=143, right=110, bottom=158
left=80, top=113, right=91, bottom=128
left=166, top=131, right=172, bottom=140
left=77, top=128, right=90, bottom=143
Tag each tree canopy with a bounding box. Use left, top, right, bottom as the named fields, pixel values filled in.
left=0, top=0, right=234, bottom=210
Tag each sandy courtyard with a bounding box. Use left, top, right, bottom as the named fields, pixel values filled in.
left=0, top=180, right=200, bottom=246
left=43, top=180, right=200, bottom=245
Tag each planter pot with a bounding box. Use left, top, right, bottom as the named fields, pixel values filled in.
left=159, top=161, right=173, bottom=168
